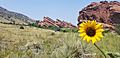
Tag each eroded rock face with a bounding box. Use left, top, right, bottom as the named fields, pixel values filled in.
left=78, top=1, right=120, bottom=29
left=38, top=17, right=76, bottom=28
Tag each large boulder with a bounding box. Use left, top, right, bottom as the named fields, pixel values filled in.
left=78, top=1, right=120, bottom=30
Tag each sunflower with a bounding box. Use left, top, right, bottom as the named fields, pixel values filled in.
left=78, top=20, right=104, bottom=43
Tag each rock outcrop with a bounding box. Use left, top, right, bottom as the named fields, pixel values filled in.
left=38, top=17, right=76, bottom=28
left=78, top=1, right=120, bottom=30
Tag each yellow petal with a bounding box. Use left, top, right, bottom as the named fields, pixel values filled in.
left=79, top=33, right=86, bottom=37
left=96, top=33, right=103, bottom=38
left=79, top=27, right=84, bottom=30
left=88, top=20, right=91, bottom=23
left=79, top=22, right=86, bottom=27
left=83, top=35, right=88, bottom=41
left=78, top=29, right=85, bottom=33
left=92, top=37, right=97, bottom=44
left=91, top=20, right=96, bottom=26
left=95, top=36, right=101, bottom=41
left=96, top=29, right=104, bottom=32
left=79, top=23, right=84, bottom=27
left=87, top=20, right=91, bottom=26
left=87, top=37, right=91, bottom=43
left=95, top=23, right=102, bottom=29
left=99, top=34, right=103, bottom=38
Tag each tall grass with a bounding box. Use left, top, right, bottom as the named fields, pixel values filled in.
left=0, top=23, right=120, bottom=58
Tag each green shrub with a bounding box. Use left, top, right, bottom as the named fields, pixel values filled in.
left=60, top=28, right=78, bottom=33
left=115, top=24, right=120, bottom=35
left=29, top=23, right=38, bottom=27
left=72, top=28, right=78, bottom=32
left=48, top=26, right=59, bottom=31
left=50, top=32, right=55, bottom=35
left=20, top=26, right=24, bottom=29
left=60, top=28, right=70, bottom=32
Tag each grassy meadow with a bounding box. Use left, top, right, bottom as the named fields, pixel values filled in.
left=0, top=23, right=120, bottom=58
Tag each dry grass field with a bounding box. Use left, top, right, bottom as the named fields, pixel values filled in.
left=0, top=23, right=120, bottom=58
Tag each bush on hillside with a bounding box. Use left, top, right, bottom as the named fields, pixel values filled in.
left=60, top=28, right=71, bottom=32
left=60, top=28, right=78, bottom=33
left=48, top=25, right=59, bottom=31
left=20, top=26, right=24, bottom=29
left=72, top=28, right=78, bottom=32
left=115, top=24, right=120, bottom=35
left=29, top=23, right=38, bottom=27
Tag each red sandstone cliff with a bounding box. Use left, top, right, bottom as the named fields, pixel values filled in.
left=38, top=17, right=76, bottom=28
left=78, top=1, right=120, bottom=30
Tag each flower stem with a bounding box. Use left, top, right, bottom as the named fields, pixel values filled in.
left=94, top=43, right=106, bottom=58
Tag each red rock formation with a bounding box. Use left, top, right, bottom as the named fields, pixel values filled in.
left=78, top=1, right=120, bottom=30
left=38, top=17, right=76, bottom=28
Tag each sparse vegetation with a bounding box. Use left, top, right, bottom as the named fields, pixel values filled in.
left=28, top=23, right=78, bottom=33
left=0, top=23, right=120, bottom=58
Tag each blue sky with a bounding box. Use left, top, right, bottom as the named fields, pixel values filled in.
left=0, top=0, right=120, bottom=25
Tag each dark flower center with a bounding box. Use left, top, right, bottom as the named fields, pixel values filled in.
left=86, top=27, right=96, bottom=37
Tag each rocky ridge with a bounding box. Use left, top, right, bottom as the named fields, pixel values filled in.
left=38, top=17, right=76, bottom=28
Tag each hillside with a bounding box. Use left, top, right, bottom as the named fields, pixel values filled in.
left=0, top=6, right=35, bottom=24
left=0, top=23, right=120, bottom=58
